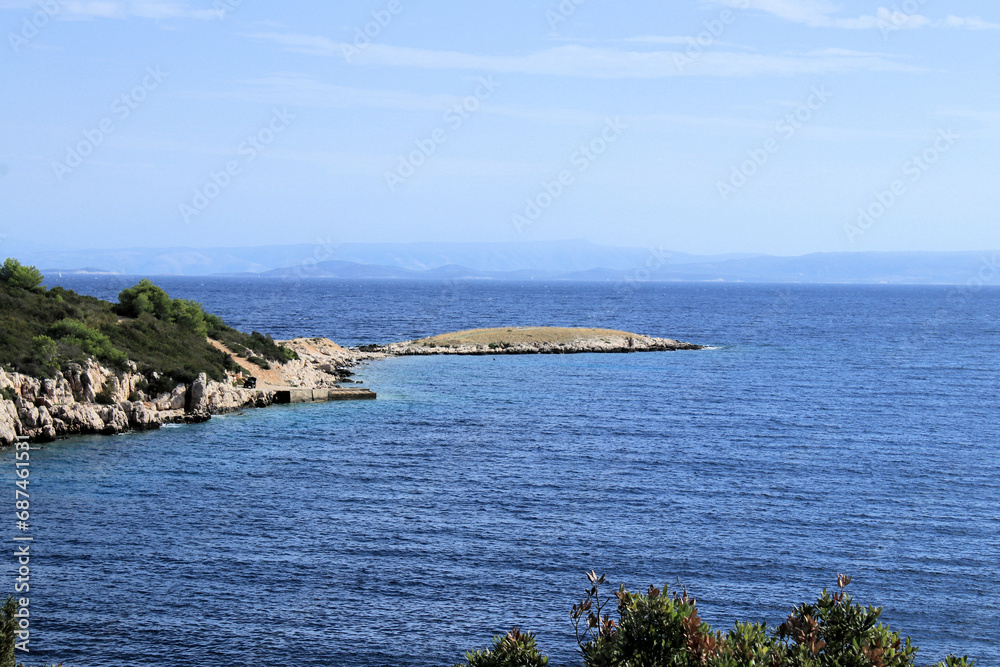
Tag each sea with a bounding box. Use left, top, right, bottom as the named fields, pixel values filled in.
left=5, top=277, right=998, bottom=666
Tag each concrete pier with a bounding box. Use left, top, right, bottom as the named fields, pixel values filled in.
left=273, top=387, right=376, bottom=404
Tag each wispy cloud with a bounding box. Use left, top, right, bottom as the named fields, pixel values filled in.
left=188, top=72, right=465, bottom=112
left=182, top=72, right=837, bottom=136
left=245, top=36, right=923, bottom=77
left=0, top=0, right=220, bottom=20
left=940, top=15, right=1000, bottom=30
left=710, top=0, right=999, bottom=30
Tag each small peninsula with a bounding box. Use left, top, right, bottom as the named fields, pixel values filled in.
left=366, top=326, right=703, bottom=355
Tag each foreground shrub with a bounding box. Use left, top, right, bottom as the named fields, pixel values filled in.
left=0, top=596, right=18, bottom=667
left=453, top=628, right=548, bottom=667
left=458, top=573, right=975, bottom=667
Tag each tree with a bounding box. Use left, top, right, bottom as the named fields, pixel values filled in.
left=116, top=278, right=171, bottom=319
left=0, top=258, right=43, bottom=291
left=170, top=298, right=208, bottom=337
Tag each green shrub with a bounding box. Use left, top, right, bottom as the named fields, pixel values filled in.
left=457, top=574, right=976, bottom=667
left=0, top=258, right=42, bottom=291
left=208, top=323, right=297, bottom=364
left=30, top=335, right=58, bottom=373
left=453, top=628, right=548, bottom=667
left=116, top=278, right=172, bottom=319
left=0, top=596, right=19, bottom=667
left=247, top=355, right=270, bottom=370
left=94, top=387, right=115, bottom=405
left=49, top=318, right=127, bottom=367
left=567, top=572, right=975, bottom=667
left=0, top=387, right=16, bottom=403
left=146, top=373, right=180, bottom=398
left=169, top=298, right=208, bottom=337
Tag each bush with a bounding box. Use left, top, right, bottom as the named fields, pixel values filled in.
left=569, top=572, right=974, bottom=667
left=146, top=373, right=180, bottom=398
left=49, top=318, right=127, bottom=367
left=0, top=596, right=18, bottom=667
left=453, top=628, right=548, bottom=667
left=247, top=355, right=270, bottom=370
left=457, top=574, right=976, bottom=667
left=207, top=323, right=298, bottom=364
left=94, top=387, right=115, bottom=405
left=116, top=278, right=171, bottom=319
left=31, top=335, right=58, bottom=374
left=0, top=258, right=42, bottom=291
left=170, top=298, right=208, bottom=337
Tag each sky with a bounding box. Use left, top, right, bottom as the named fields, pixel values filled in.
left=1, top=0, right=999, bottom=256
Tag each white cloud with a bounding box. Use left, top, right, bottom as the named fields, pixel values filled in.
left=941, top=15, right=1000, bottom=30
left=246, top=36, right=923, bottom=78
left=712, top=0, right=997, bottom=31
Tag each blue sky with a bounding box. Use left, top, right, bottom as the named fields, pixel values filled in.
left=2, top=0, right=998, bottom=256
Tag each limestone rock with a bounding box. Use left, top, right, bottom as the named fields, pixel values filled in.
left=126, top=402, right=161, bottom=431
left=100, top=405, right=130, bottom=435
left=189, top=373, right=209, bottom=412
left=0, top=400, right=17, bottom=446
left=155, top=384, right=187, bottom=411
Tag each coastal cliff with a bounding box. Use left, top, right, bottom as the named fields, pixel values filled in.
left=0, top=337, right=374, bottom=445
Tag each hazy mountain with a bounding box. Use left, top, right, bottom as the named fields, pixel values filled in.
left=8, top=241, right=999, bottom=284
left=11, top=240, right=749, bottom=277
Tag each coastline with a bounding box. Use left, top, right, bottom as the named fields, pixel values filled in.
left=1, top=328, right=702, bottom=445
left=0, top=337, right=379, bottom=445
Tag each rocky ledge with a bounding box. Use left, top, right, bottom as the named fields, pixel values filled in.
left=365, top=327, right=703, bottom=356
left=1, top=337, right=373, bottom=445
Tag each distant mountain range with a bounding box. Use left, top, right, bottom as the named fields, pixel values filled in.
left=8, top=240, right=998, bottom=285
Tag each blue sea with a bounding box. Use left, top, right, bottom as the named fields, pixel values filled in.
left=6, top=278, right=999, bottom=666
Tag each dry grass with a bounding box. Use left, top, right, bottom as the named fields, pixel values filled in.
left=414, top=327, right=644, bottom=347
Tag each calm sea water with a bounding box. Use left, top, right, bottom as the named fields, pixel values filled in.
left=6, top=278, right=999, bottom=666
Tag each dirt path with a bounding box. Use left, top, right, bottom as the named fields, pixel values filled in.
left=207, top=339, right=287, bottom=389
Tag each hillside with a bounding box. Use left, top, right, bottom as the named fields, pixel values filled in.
left=0, top=258, right=296, bottom=391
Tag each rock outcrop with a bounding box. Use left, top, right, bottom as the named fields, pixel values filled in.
left=0, top=337, right=371, bottom=446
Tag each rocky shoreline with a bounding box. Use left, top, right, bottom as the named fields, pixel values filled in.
left=0, top=337, right=375, bottom=445
left=366, top=332, right=703, bottom=356
left=1, top=329, right=703, bottom=445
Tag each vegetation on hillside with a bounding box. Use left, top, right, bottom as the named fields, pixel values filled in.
left=454, top=573, right=975, bottom=667
left=0, top=259, right=296, bottom=389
